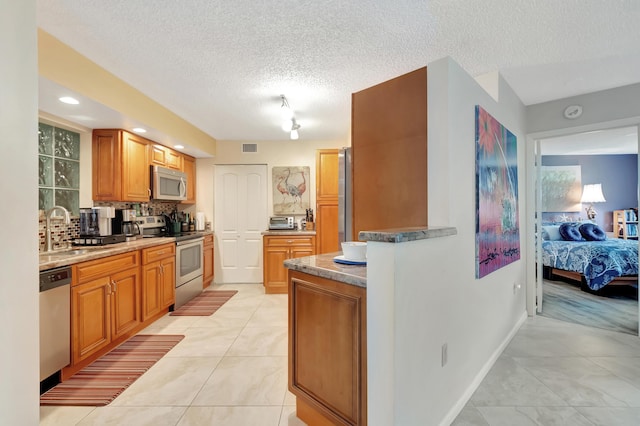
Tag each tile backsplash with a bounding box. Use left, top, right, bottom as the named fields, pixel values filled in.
left=38, top=200, right=183, bottom=251
left=38, top=213, right=79, bottom=251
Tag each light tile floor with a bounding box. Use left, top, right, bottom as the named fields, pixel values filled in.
left=41, top=284, right=640, bottom=425
left=40, top=283, right=306, bottom=426
left=453, top=315, right=640, bottom=426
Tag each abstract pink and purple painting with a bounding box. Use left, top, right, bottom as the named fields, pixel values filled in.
left=475, top=105, right=520, bottom=279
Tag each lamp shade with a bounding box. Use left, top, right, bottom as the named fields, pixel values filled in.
left=580, top=184, right=606, bottom=203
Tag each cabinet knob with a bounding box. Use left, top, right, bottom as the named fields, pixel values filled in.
left=287, top=240, right=293, bottom=244
left=111, top=280, right=117, bottom=292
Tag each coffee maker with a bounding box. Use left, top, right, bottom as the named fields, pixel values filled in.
left=76, top=207, right=125, bottom=245
left=113, top=209, right=141, bottom=241
left=79, top=207, right=114, bottom=236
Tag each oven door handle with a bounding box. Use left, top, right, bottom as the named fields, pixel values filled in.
left=176, top=237, right=204, bottom=246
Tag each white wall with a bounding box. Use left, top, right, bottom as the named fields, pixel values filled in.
left=367, top=57, right=528, bottom=425
left=0, top=1, right=40, bottom=424
left=527, top=83, right=640, bottom=135
left=195, top=138, right=348, bottom=228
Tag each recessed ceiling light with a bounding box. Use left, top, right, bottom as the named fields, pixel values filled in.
left=132, top=127, right=147, bottom=133
left=59, top=96, right=79, bottom=105
left=174, top=145, right=184, bottom=149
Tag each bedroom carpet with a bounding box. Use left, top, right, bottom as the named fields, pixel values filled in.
left=541, top=279, right=638, bottom=335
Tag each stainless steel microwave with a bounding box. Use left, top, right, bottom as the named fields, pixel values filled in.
left=151, top=165, right=187, bottom=201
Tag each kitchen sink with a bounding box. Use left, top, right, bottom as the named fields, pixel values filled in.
left=40, top=249, right=88, bottom=258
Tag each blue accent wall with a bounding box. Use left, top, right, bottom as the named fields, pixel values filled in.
left=541, top=154, right=638, bottom=232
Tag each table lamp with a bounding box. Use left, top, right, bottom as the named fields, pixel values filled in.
left=580, top=184, right=606, bottom=220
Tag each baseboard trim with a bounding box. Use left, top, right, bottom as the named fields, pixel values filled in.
left=439, top=310, right=528, bottom=426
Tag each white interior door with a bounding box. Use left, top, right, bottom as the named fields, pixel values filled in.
left=214, top=164, right=267, bottom=283
left=535, top=139, right=543, bottom=313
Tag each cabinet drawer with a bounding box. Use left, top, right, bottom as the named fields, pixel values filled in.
left=265, top=236, right=315, bottom=247
left=142, top=243, right=175, bottom=264
left=73, top=251, right=139, bottom=286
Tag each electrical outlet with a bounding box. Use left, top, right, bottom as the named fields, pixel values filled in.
left=442, top=343, right=448, bottom=367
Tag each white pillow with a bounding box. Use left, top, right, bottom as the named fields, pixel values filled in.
left=541, top=225, right=562, bottom=241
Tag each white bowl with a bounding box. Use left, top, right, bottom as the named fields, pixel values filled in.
left=341, top=241, right=367, bottom=261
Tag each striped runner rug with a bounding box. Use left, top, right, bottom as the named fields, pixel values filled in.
left=40, top=334, right=184, bottom=406
left=170, top=289, right=238, bottom=316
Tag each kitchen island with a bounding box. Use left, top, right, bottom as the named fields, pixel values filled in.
left=284, top=227, right=457, bottom=426
left=284, top=253, right=367, bottom=426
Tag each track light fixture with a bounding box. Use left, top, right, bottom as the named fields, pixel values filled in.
left=280, top=94, right=301, bottom=140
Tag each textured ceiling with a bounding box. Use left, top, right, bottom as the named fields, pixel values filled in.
left=37, top=0, right=640, bottom=143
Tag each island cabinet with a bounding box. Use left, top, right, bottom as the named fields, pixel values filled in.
left=288, top=270, right=367, bottom=425
left=92, top=129, right=151, bottom=202
left=141, top=243, right=176, bottom=320
left=263, top=234, right=316, bottom=294
left=68, top=251, right=141, bottom=377
left=203, top=233, right=214, bottom=288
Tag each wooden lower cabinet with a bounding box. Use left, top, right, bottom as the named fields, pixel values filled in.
left=71, top=276, right=111, bottom=362
left=72, top=260, right=141, bottom=365
left=203, top=234, right=214, bottom=288
left=288, top=270, right=367, bottom=425
left=263, top=235, right=315, bottom=294
left=141, top=243, right=176, bottom=320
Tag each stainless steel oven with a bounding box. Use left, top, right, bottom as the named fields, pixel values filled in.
left=175, top=236, right=204, bottom=308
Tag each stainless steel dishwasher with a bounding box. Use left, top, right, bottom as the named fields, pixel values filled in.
left=39, top=265, right=71, bottom=382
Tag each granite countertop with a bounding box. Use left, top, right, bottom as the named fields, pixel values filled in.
left=39, top=230, right=214, bottom=271
left=284, top=252, right=366, bottom=288
left=359, top=226, right=457, bottom=243
left=262, top=230, right=316, bottom=236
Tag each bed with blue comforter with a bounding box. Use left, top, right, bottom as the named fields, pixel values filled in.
left=542, top=239, right=639, bottom=290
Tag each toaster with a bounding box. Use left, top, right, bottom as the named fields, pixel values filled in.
left=269, top=216, right=295, bottom=230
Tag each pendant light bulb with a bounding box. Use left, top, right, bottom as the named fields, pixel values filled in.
left=282, top=119, right=293, bottom=132
left=290, top=118, right=301, bottom=140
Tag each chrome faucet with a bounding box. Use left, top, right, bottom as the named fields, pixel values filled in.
left=45, top=206, right=71, bottom=252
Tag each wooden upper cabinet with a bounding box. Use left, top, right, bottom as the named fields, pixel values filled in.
left=351, top=67, right=428, bottom=239
left=122, top=132, right=150, bottom=201
left=93, top=128, right=198, bottom=203
left=92, top=129, right=123, bottom=201
left=151, top=144, right=183, bottom=170
left=182, top=155, right=196, bottom=204
left=316, top=149, right=340, bottom=254
left=316, top=149, right=339, bottom=200
left=92, top=129, right=150, bottom=202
